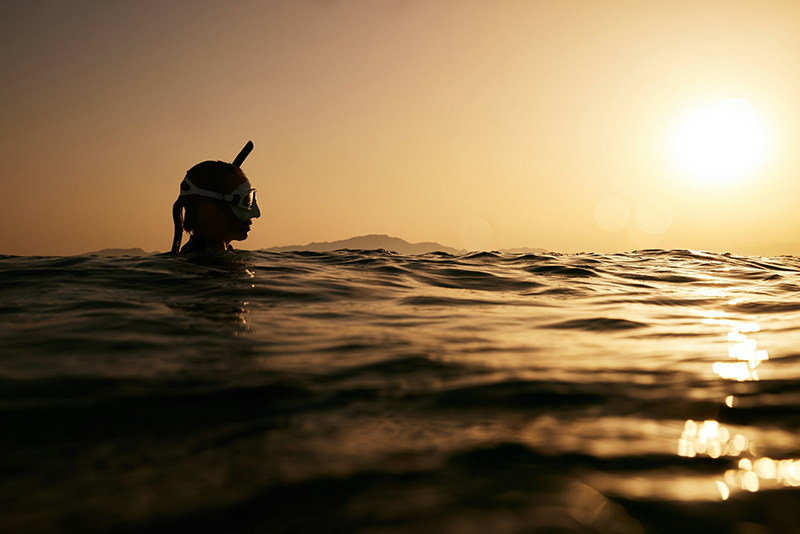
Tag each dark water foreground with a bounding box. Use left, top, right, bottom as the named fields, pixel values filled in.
left=3, top=249, right=800, bottom=533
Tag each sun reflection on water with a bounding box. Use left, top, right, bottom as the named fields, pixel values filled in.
left=677, top=416, right=800, bottom=500
left=676, top=306, right=799, bottom=501
left=716, top=455, right=800, bottom=499
left=678, top=419, right=750, bottom=460
left=701, top=311, right=768, bottom=381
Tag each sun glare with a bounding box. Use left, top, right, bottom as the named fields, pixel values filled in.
left=671, top=98, right=768, bottom=185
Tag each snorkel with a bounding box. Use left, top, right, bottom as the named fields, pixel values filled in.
left=170, top=141, right=259, bottom=254
left=232, top=140, right=253, bottom=168
left=227, top=140, right=260, bottom=220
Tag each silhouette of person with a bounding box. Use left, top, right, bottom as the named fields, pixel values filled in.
left=170, top=143, right=260, bottom=254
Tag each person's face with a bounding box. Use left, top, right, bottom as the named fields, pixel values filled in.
left=220, top=172, right=256, bottom=243
left=192, top=171, right=256, bottom=245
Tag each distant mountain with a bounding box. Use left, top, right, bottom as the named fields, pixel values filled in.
left=265, top=235, right=464, bottom=255
left=265, top=234, right=549, bottom=255
left=83, top=248, right=154, bottom=256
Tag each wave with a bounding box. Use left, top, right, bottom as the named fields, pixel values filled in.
left=2, top=249, right=799, bottom=532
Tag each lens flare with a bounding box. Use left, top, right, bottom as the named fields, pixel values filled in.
left=595, top=197, right=631, bottom=232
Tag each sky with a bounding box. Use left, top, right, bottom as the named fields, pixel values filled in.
left=1, top=0, right=799, bottom=256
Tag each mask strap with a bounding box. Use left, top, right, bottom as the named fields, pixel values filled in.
left=181, top=177, right=233, bottom=202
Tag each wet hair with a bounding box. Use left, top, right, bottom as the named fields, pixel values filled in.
left=170, top=161, right=246, bottom=254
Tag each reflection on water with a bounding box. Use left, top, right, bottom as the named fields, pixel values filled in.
left=724, top=457, right=800, bottom=494
left=680, top=305, right=799, bottom=501
left=702, top=311, right=768, bottom=382
left=678, top=419, right=750, bottom=459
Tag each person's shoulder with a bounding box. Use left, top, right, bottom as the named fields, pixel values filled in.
left=181, top=236, right=211, bottom=254
left=179, top=236, right=233, bottom=255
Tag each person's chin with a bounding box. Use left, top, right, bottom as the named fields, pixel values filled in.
left=234, top=223, right=252, bottom=241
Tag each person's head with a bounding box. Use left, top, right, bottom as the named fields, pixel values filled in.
left=170, top=160, right=260, bottom=253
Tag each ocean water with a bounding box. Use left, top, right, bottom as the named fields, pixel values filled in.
left=3, top=249, right=800, bottom=533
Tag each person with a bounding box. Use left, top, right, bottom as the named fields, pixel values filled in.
left=170, top=144, right=260, bottom=254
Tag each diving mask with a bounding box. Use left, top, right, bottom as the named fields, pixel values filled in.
left=180, top=177, right=261, bottom=220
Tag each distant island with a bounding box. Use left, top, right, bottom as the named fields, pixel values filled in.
left=265, top=235, right=462, bottom=255
left=265, top=234, right=547, bottom=255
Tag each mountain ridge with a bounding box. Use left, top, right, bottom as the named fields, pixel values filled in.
left=265, top=234, right=547, bottom=255
left=265, top=234, right=463, bottom=255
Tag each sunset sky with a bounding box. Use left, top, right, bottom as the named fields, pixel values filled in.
left=2, top=0, right=799, bottom=256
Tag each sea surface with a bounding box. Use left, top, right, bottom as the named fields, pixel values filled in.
left=3, top=249, right=800, bottom=533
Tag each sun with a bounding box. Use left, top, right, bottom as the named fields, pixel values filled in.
left=670, top=98, right=768, bottom=184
